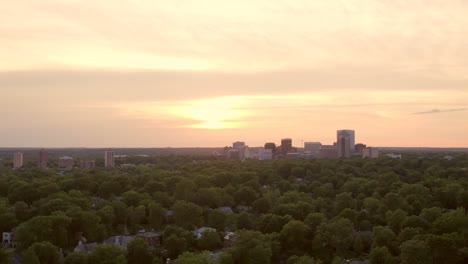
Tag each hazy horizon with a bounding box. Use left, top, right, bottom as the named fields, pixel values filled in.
left=1, top=0, right=467, bottom=148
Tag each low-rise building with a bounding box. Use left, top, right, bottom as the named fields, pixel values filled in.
left=319, top=145, right=338, bottom=158
left=58, top=156, right=74, bottom=169
left=258, top=149, right=273, bottom=160
left=362, top=147, right=379, bottom=158
left=80, top=160, right=96, bottom=168
left=2, top=229, right=18, bottom=249
left=194, top=227, right=216, bottom=239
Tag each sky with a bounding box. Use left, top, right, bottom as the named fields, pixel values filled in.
left=1, top=0, right=467, bottom=148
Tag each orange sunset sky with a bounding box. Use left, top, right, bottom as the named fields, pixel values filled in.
left=1, top=0, right=467, bottom=148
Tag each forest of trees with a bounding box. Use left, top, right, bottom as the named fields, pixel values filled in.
left=0, top=153, right=467, bottom=264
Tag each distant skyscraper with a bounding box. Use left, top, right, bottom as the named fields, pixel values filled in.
left=337, top=129, right=355, bottom=152
left=13, top=152, right=23, bottom=169
left=105, top=151, right=115, bottom=167
left=38, top=149, right=48, bottom=168
left=58, top=156, right=74, bottom=169
left=281, top=138, right=292, bottom=155
left=232, top=141, right=246, bottom=150
left=337, top=131, right=351, bottom=158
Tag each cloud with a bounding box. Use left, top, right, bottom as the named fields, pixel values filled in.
left=412, top=108, right=468, bottom=115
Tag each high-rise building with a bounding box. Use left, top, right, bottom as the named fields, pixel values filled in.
left=280, top=138, right=292, bottom=155
left=58, top=156, right=74, bottom=169
left=258, top=149, right=273, bottom=160
left=337, top=130, right=352, bottom=158
left=264, top=143, right=276, bottom=158
left=232, top=141, right=246, bottom=150
left=13, top=152, right=23, bottom=169
left=105, top=151, right=115, bottom=167
left=337, top=130, right=355, bottom=152
left=363, top=147, right=379, bottom=158
left=38, top=149, right=48, bottom=168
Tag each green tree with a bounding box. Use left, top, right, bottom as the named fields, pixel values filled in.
left=353, top=234, right=364, bottom=256
left=148, top=202, right=165, bottom=228
left=280, top=220, right=311, bottom=253
left=386, top=209, right=407, bottom=233
left=174, top=180, right=196, bottom=201
left=16, top=213, right=71, bottom=249
left=287, top=255, right=322, bottom=264
left=127, top=238, right=153, bottom=264
left=0, top=247, right=11, bottom=264
left=369, top=246, right=395, bottom=264
left=175, top=251, right=216, bottom=264
left=313, top=217, right=355, bottom=256
left=25, top=242, right=61, bottom=264
left=198, top=230, right=222, bottom=251
left=237, top=211, right=255, bottom=230
left=64, top=252, right=89, bottom=264
left=207, top=209, right=227, bottom=230
left=372, top=226, right=399, bottom=254
left=304, top=213, right=326, bottom=235
left=228, top=230, right=272, bottom=264
left=426, top=233, right=464, bottom=264
left=164, top=234, right=188, bottom=259
left=172, top=200, right=203, bottom=228
left=89, top=244, right=127, bottom=264
left=400, top=239, right=432, bottom=264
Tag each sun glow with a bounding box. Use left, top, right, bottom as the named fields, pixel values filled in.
left=173, top=97, right=246, bottom=129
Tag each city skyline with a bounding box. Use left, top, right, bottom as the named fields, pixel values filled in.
left=1, top=1, right=467, bottom=148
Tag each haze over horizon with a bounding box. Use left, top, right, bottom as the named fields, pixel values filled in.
left=1, top=0, right=467, bottom=148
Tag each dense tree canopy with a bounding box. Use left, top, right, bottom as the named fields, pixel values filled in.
left=0, top=153, right=466, bottom=263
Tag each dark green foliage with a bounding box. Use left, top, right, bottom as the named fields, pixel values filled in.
left=197, top=230, right=222, bottom=251
left=0, top=247, right=11, bottom=264
left=64, top=252, right=89, bottom=264
left=88, top=244, right=127, bottom=264
left=24, top=242, right=61, bottom=264
left=369, top=246, right=396, bottom=264
left=0, top=154, right=466, bottom=264
left=127, top=238, right=153, bottom=264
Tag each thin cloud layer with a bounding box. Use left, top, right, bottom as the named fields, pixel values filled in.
left=1, top=0, right=467, bottom=77
left=0, top=1, right=467, bottom=147
left=412, top=108, right=468, bottom=115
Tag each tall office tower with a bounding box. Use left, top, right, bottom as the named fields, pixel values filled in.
left=232, top=141, right=246, bottom=150
left=264, top=143, right=276, bottom=158
left=337, top=131, right=351, bottom=158
left=355, top=143, right=367, bottom=155
left=38, top=149, right=48, bottom=168
left=280, top=138, right=292, bottom=155
left=104, top=151, right=115, bottom=167
left=58, top=156, right=74, bottom=169
left=337, top=129, right=355, bottom=152
left=13, top=152, right=23, bottom=169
